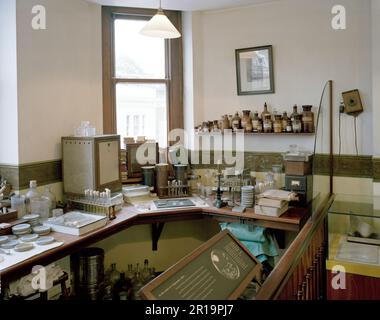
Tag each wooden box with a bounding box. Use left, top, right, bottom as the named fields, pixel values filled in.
left=285, top=161, right=312, bottom=176
left=0, top=209, right=17, bottom=223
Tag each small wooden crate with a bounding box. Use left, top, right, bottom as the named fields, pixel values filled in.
left=285, top=161, right=312, bottom=176
left=0, top=209, right=18, bottom=223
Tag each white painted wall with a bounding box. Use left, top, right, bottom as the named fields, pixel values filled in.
left=372, top=0, right=380, bottom=158
left=16, top=0, right=103, bottom=164
left=0, top=0, right=19, bottom=165
left=186, top=0, right=372, bottom=154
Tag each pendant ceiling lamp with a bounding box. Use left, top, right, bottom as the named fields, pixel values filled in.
left=140, top=0, right=181, bottom=39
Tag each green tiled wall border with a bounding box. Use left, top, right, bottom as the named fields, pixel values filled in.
left=0, top=160, right=62, bottom=190
left=0, top=154, right=377, bottom=191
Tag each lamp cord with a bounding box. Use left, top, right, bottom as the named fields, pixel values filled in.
left=313, top=81, right=330, bottom=157
left=338, top=112, right=342, bottom=156
left=354, top=116, right=359, bottom=155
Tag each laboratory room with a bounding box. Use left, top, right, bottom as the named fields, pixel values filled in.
left=0, top=0, right=379, bottom=305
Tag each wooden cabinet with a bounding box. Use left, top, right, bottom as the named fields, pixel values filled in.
left=327, top=271, right=380, bottom=300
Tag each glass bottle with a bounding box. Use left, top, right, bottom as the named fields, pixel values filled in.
left=201, top=122, right=209, bottom=133
left=126, top=264, right=134, bottom=281
left=273, top=115, right=283, bottom=133
left=241, top=110, right=251, bottom=132
left=282, top=112, right=289, bottom=132
left=141, top=259, right=151, bottom=284
left=105, top=263, right=121, bottom=290
left=131, top=272, right=144, bottom=300
left=251, top=112, right=260, bottom=132
left=257, top=118, right=263, bottom=133
left=302, top=105, right=314, bottom=133
left=290, top=105, right=299, bottom=122
left=261, top=102, right=271, bottom=120
left=286, top=119, right=293, bottom=133
left=263, top=114, right=273, bottom=133
left=41, top=186, right=57, bottom=214
left=212, top=120, right=220, bottom=133
left=231, top=112, right=241, bottom=132
left=25, top=180, right=40, bottom=214
left=292, top=114, right=303, bottom=133
left=102, top=285, right=113, bottom=300
left=113, top=273, right=131, bottom=300
left=228, top=115, right=233, bottom=128
left=221, top=115, right=230, bottom=131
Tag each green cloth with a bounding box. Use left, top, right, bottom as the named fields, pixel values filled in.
left=219, top=222, right=279, bottom=267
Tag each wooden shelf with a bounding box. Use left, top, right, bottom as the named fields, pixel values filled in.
left=195, top=132, right=315, bottom=136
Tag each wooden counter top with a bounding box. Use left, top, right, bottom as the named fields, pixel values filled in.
left=0, top=202, right=310, bottom=282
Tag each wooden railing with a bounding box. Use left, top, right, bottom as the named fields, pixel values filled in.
left=255, top=194, right=334, bottom=300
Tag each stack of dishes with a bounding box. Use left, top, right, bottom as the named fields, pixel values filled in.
left=20, top=234, right=39, bottom=243
left=12, top=223, right=32, bottom=236
left=22, top=214, right=40, bottom=227
left=241, top=186, right=255, bottom=208
left=1, top=240, right=19, bottom=249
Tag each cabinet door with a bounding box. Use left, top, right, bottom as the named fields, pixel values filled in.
left=327, top=271, right=380, bottom=300
left=97, top=139, right=121, bottom=189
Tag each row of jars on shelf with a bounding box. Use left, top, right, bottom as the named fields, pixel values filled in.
left=196, top=104, right=315, bottom=134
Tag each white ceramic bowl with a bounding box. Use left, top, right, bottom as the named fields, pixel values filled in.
left=14, top=243, right=34, bottom=252
left=0, top=236, right=9, bottom=245
left=20, top=234, right=39, bottom=243
left=1, top=240, right=19, bottom=249
left=36, top=236, right=55, bottom=246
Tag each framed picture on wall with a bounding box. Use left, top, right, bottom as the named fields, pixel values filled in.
left=235, top=45, right=275, bottom=95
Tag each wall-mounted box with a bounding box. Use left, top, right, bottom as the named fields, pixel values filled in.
left=62, top=135, right=122, bottom=195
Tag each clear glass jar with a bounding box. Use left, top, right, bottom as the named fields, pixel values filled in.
left=263, top=115, right=273, bottom=133
left=25, top=180, right=40, bottom=214
left=42, top=186, right=57, bottom=214
left=290, top=105, right=299, bottom=122
left=273, top=115, right=283, bottom=133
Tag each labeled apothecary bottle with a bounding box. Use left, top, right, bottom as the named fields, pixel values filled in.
left=201, top=122, right=209, bottom=133
left=257, top=118, right=263, bottom=133
left=241, top=110, right=252, bottom=132
left=251, top=112, right=260, bottom=132
left=282, top=112, right=289, bottom=132
left=221, top=115, right=230, bottom=131
left=231, top=112, right=241, bottom=132
left=212, top=120, right=220, bottom=133
left=261, top=102, right=271, bottom=120
left=302, top=105, right=314, bottom=133
left=273, top=114, right=283, bottom=133
left=263, top=114, right=273, bottom=133
left=286, top=119, right=293, bottom=132
left=292, top=114, right=303, bottom=133
left=290, top=105, right=299, bottom=122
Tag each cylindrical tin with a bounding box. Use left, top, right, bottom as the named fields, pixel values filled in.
left=174, top=164, right=188, bottom=185
left=156, top=164, right=169, bottom=197
left=71, top=247, right=104, bottom=299
left=142, top=166, right=156, bottom=191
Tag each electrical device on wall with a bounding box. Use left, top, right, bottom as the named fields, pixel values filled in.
left=339, top=89, right=364, bottom=156
left=139, top=0, right=181, bottom=39
left=342, top=89, right=364, bottom=116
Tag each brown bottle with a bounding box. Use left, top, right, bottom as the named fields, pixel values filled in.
left=282, top=112, right=289, bottom=132
left=261, top=102, right=271, bottom=120
left=302, top=105, right=314, bottom=133
left=252, top=112, right=260, bottom=132
left=231, top=112, right=241, bottom=132
left=241, top=110, right=251, bottom=132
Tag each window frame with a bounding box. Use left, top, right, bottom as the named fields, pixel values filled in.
left=102, top=6, right=184, bottom=142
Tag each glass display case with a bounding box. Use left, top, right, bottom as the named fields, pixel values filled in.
left=328, top=194, right=380, bottom=268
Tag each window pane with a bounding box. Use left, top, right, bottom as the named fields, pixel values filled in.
left=114, top=19, right=166, bottom=79
left=116, top=83, right=167, bottom=147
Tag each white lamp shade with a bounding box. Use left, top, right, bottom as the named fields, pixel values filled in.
left=140, top=10, right=181, bottom=39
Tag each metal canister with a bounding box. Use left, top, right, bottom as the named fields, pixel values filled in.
left=142, top=166, right=156, bottom=191
left=71, top=247, right=104, bottom=300
left=174, top=164, right=188, bottom=185
left=156, top=164, right=169, bottom=197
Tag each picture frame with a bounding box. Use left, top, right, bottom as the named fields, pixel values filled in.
left=235, top=45, right=275, bottom=95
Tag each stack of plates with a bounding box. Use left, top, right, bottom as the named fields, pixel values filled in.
left=12, top=223, right=32, bottom=236
left=241, top=186, right=255, bottom=208
left=1, top=240, right=19, bottom=249
left=22, top=214, right=40, bottom=227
